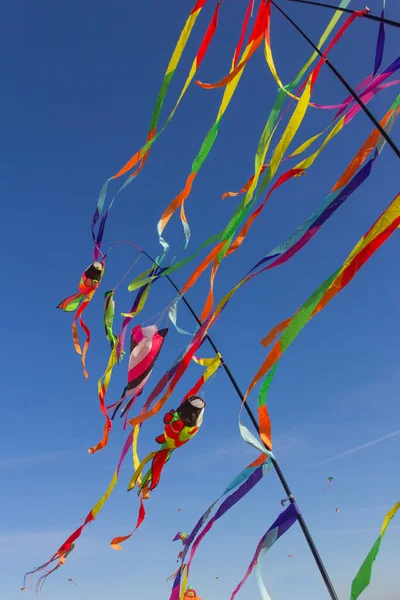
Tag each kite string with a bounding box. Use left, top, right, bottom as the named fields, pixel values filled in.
left=112, top=251, right=143, bottom=292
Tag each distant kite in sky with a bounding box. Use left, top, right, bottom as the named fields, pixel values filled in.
left=280, top=498, right=287, bottom=507
left=322, top=477, right=334, bottom=492
left=68, top=578, right=83, bottom=592
left=335, top=507, right=340, bottom=514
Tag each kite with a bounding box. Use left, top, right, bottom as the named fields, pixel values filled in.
left=89, top=324, right=168, bottom=455
left=173, top=532, right=188, bottom=543
left=128, top=396, right=206, bottom=493
left=350, top=501, right=400, bottom=600
left=322, top=477, right=334, bottom=492
left=173, top=531, right=188, bottom=561
left=57, top=261, right=104, bottom=377
left=335, top=508, right=340, bottom=514
left=108, top=396, right=207, bottom=552
left=67, top=578, right=82, bottom=592
left=112, top=325, right=169, bottom=419
left=280, top=498, right=288, bottom=507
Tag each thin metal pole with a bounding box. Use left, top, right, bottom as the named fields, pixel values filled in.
left=281, top=0, right=400, bottom=29
left=271, top=1, right=400, bottom=160
left=136, top=248, right=339, bottom=600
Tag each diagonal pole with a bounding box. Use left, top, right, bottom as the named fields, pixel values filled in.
left=133, top=247, right=339, bottom=600
left=281, top=0, right=400, bottom=29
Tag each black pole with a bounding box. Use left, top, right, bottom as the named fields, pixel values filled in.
left=135, top=248, right=339, bottom=600
left=271, top=1, right=400, bottom=160
left=281, top=0, right=400, bottom=29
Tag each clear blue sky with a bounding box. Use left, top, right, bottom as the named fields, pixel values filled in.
left=1, top=1, right=400, bottom=599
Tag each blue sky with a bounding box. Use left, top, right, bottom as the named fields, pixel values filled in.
left=1, top=0, right=400, bottom=599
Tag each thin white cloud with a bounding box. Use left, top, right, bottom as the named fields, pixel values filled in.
left=316, top=430, right=400, bottom=466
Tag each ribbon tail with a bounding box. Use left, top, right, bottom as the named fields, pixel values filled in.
left=127, top=451, right=158, bottom=491
left=57, top=292, right=85, bottom=312
left=110, top=496, right=146, bottom=550
left=149, top=448, right=171, bottom=491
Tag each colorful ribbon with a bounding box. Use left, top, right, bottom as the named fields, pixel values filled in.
left=157, top=0, right=270, bottom=248
left=92, top=0, right=214, bottom=259
left=350, top=501, right=400, bottom=600
left=245, top=190, right=400, bottom=404
left=230, top=503, right=300, bottom=599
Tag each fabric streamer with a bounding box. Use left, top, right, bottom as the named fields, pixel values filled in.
left=169, top=457, right=272, bottom=600
left=22, top=544, right=75, bottom=596
left=230, top=503, right=300, bottom=599
left=57, top=261, right=104, bottom=378
left=157, top=0, right=270, bottom=248
left=222, top=84, right=399, bottom=273
left=104, top=290, right=118, bottom=350
left=244, top=190, right=400, bottom=404
left=246, top=95, right=400, bottom=276
left=162, top=4, right=366, bottom=322
left=350, top=501, right=400, bottom=600
left=92, top=0, right=214, bottom=260
left=23, top=427, right=138, bottom=588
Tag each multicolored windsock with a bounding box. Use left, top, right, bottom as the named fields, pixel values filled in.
left=57, top=261, right=104, bottom=377
left=112, top=325, right=169, bottom=419
left=128, top=396, right=206, bottom=493
left=89, top=324, right=168, bottom=455
left=109, top=396, right=206, bottom=552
